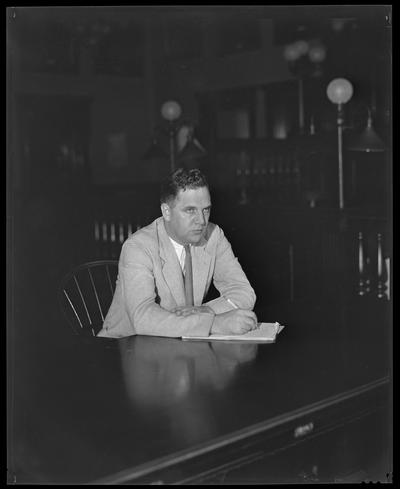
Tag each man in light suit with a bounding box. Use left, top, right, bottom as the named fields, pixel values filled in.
left=97, top=168, right=257, bottom=339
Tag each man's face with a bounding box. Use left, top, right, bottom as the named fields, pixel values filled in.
left=162, top=186, right=212, bottom=245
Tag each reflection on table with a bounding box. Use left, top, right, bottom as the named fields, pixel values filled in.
left=120, top=336, right=258, bottom=445
left=11, top=299, right=391, bottom=484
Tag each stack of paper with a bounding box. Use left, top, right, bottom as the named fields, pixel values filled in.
left=182, top=322, right=284, bottom=343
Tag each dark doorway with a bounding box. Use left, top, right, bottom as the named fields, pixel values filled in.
left=12, top=94, right=93, bottom=339
left=16, top=94, right=92, bottom=197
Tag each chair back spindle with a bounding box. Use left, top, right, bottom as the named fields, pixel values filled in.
left=74, top=275, right=92, bottom=325
left=106, top=265, right=114, bottom=296
left=59, top=260, right=118, bottom=336
left=63, top=289, right=84, bottom=330
left=88, top=268, right=105, bottom=322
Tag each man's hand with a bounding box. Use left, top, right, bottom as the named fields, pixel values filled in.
left=211, top=309, right=258, bottom=335
left=172, top=305, right=214, bottom=317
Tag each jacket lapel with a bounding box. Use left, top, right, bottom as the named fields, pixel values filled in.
left=191, top=244, right=212, bottom=306
left=157, top=219, right=186, bottom=306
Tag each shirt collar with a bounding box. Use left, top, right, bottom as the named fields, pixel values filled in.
left=169, top=236, right=185, bottom=252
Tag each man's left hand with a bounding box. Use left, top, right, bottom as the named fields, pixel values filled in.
left=172, top=305, right=214, bottom=317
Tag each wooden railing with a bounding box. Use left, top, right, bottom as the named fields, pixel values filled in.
left=80, top=200, right=391, bottom=309
left=357, top=231, right=390, bottom=300
left=219, top=206, right=391, bottom=308
left=93, top=217, right=141, bottom=259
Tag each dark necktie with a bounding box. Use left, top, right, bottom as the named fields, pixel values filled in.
left=184, top=244, right=194, bottom=306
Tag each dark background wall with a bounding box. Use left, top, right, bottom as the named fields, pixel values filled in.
left=8, top=6, right=391, bottom=187
left=6, top=10, right=392, bottom=486
left=7, top=6, right=392, bottom=337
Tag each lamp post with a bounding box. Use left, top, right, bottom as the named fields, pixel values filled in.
left=144, top=100, right=207, bottom=173
left=283, top=40, right=327, bottom=134
left=160, top=100, right=182, bottom=172
left=326, top=78, right=354, bottom=209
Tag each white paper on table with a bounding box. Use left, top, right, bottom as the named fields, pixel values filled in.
left=182, top=322, right=284, bottom=342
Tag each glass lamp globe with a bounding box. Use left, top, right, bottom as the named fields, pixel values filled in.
left=326, top=78, right=354, bottom=105
left=283, top=43, right=301, bottom=62
left=161, top=100, right=182, bottom=121
left=294, top=40, right=309, bottom=56
left=309, top=44, right=326, bottom=63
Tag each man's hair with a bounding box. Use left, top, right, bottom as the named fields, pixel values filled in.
left=160, top=168, right=209, bottom=205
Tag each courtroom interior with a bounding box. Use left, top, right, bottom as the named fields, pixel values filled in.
left=7, top=5, right=392, bottom=484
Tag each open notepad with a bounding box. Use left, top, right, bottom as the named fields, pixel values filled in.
left=182, top=322, right=284, bottom=343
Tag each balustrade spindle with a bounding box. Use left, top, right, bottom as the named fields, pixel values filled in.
left=269, top=161, right=276, bottom=191
left=110, top=221, right=117, bottom=258
left=110, top=222, right=116, bottom=243
left=376, top=233, right=388, bottom=300
left=101, top=221, right=108, bottom=258
left=357, top=232, right=370, bottom=296
left=289, top=244, right=294, bottom=302
left=252, top=165, right=261, bottom=204
left=293, top=162, right=301, bottom=197
left=261, top=166, right=267, bottom=180
left=259, top=166, right=267, bottom=204
left=94, top=220, right=101, bottom=258
left=119, top=222, right=124, bottom=244
left=385, top=257, right=391, bottom=300
left=236, top=167, right=248, bottom=206
left=277, top=157, right=283, bottom=190
left=102, top=222, right=107, bottom=243
left=94, top=220, right=100, bottom=242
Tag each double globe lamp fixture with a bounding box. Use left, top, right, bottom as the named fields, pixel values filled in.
left=144, top=100, right=207, bottom=172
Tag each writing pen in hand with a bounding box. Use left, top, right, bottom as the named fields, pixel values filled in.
left=226, top=298, right=238, bottom=309
left=226, top=298, right=258, bottom=330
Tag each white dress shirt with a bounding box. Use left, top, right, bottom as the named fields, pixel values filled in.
left=169, top=237, right=238, bottom=307
left=169, top=237, right=187, bottom=272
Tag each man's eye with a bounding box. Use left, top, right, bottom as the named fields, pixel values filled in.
left=186, top=209, right=195, bottom=214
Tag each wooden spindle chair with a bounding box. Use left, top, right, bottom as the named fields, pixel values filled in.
left=58, top=260, right=118, bottom=336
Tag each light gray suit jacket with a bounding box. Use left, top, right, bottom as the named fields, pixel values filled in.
left=97, top=217, right=256, bottom=338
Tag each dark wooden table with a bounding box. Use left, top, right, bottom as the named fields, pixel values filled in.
left=9, top=299, right=392, bottom=484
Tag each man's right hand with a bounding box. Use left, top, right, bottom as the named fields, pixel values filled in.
left=211, top=309, right=258, bottom=335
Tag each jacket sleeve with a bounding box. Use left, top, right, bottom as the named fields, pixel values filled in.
left=203, top=227, right=256, bottom=314
left=120, top=241, right=215, bottom=338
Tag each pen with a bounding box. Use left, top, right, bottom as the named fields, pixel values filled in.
left=227, top=298, right=258, bottom=330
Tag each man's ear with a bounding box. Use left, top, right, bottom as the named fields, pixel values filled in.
left=161, top=203, right=171, bottom=221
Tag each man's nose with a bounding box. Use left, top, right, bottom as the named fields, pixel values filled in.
left=195, top=210, right=206, bottom=225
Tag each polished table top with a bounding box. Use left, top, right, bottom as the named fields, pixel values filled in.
left=11, top=299, right=391, bottom=483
